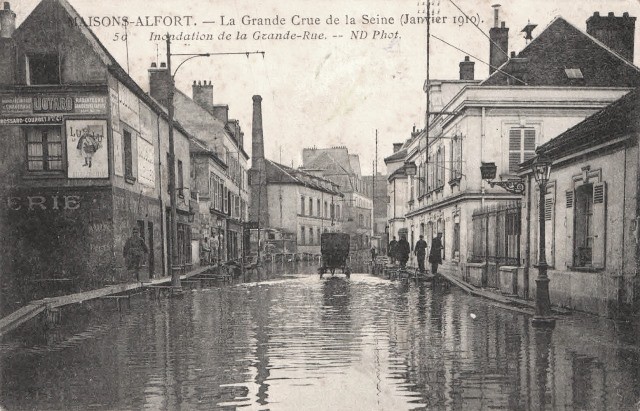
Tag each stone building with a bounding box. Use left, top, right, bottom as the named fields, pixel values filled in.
left=0, top=0, right=193, bottom=313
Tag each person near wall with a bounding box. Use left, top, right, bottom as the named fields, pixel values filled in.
left=414, top=235, right=428, bottom=272
left=396, top=235, right=410, bottom=269
left=123, top=227, right=148, bottom=282
left=428, top=232, right=443, bottom=275
left=388, top=236, right=398, bottom=264
left=370, top=247, right=377, bottom=262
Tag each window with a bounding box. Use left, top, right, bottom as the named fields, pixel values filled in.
left=436, top=147, right=445, bottom=188
left=336, top=205, right=341, bottom=219
left=300, top=226, right=306, bottom=245
left=26, top=126, right=63, bottom=171
left=453, top=222, right=460, bottom=260
left=317, top=199, right=321, bottom=217
left=317, top=229, right=321, bottom=245
left=177, top=160, right=184, bottom=197
left=564, top=68, right=583, bottom=79
left=234, top=194, right=240, bottom=218
left=508, top=128, right=536, bottom=173
left=450, top=135, right=463, bottom=182
left=309, top=227, right=314, bottom=245
left=124, top=130, right=133, bottom=178
left=27, top=54, right=60, bottom=85
left=301, top=196, right=305, bottom=215
left=324, top=201, right=328, bottom=218
left=309, top=198, right=313, bottom=216
left=223, top=186, right=228, bottom=214
left=566, top=180, right=606, bottom=269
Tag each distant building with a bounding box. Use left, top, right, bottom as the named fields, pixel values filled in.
left=302, top=147, right=373, bottom=252
left=363, top=172, right=389, bottom=254
left=248, top=97, right=343, bottom=256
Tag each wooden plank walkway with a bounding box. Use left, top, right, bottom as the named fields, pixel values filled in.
left=0, top=265, right=213, bottom=336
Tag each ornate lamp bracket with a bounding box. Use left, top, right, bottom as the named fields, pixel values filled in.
left=488, top=179, right=526, bottom=195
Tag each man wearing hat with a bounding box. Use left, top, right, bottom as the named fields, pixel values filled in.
left=123, top=227, right=149, bottom=282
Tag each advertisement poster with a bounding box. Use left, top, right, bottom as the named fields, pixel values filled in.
left=66, top=119, right=108, bottom=178
left=1, top=0, right=640, bottom=410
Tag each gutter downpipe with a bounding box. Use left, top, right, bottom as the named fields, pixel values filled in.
left=481, top=106, right=486, bottom=207
left=524, top=172, right=532, bottom=300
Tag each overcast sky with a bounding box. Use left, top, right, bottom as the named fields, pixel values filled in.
left=14, top=0, right=640, bottom=174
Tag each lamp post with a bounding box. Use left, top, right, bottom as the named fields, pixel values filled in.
left=531, top=153, right=555, bottom=327
left=164, top=36, right=264, bottom=288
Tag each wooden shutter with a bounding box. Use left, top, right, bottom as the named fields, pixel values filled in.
left=591, top=182, right=607, bottom=268
left=565, top=189, right=574, bottom=267
left=508, top=129, right=521, bottom=173
left=523, top=129, right=536, bottom=163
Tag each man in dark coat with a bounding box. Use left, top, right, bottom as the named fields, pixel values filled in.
left=429, top=232, right=443, bottom=275
left=397, top=235, right=410, bottom=268
left=124, top=227, right=148, bottom=282
left=414, top=235, right=428, bottom=272
left=388, top=236, right=398, bottom=264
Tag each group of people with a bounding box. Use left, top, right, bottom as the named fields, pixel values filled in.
left=387, top=233, right=443, bottom=274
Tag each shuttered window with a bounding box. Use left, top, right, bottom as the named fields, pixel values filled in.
left=508, top=128, right=536, bottom=173
left=568, top=181, right=607, bottom=268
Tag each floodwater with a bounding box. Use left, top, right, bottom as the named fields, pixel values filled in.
left=1, top=269, right=639, bottom=410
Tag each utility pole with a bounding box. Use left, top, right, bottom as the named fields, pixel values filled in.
left=166, top=36, right=180, bottom=288
left=164, top=36, right=264, bottom=288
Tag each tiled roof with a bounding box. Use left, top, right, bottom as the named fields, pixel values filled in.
left=482, top=17, right=640, bottom=87
left=528, top=88, right=638, bottom=162
left=265, top=160, right=343, bottom=196
left=384, top=148, right=407, bottom=163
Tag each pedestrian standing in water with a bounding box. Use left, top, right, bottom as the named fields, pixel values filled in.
left=397, top=235, right=410, bottom=268
left=123, top=227, right=148, bottom=282
left=414, top=235, right=428, bottom=272
left=429, top=232, right=443, bottom=275
left=388, top=236, right=398, bottom=264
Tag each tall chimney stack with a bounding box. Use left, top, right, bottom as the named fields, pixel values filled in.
left=489, top=4, right=509, bottom=74
left=586, top=11, right=636, bottom=62
left=249, top=95, right=269, bottom=228
left=0, top=2, right=16, bottom=38
left=251, top=95, right=264, bottom=165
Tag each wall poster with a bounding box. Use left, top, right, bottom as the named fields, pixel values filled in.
left=66, top=119, right=108, bottom=178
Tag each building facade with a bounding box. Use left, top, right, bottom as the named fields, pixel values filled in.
left=0, top=0, right=193, bottom=313
left=302, top=147, right=373, bottom=252
left=391, top=8, right=640, bottom=296
left=148, top=71, right=250, bottom=266
left=519, top=88, right=640, bottom=317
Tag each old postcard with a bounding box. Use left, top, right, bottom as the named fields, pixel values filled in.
left=1, top=0, right=640, bottom=409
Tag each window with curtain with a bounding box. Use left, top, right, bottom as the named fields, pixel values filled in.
left=26, top=126, right=63, bottom=171
left=508, top=128, right=536, bottom=173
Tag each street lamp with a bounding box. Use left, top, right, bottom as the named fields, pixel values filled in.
left=531, top=153, right=555, bottom=327
left=164, top=36, right=264, bottom=288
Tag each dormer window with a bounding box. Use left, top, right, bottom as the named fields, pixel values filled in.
left=26, top=54, right=61, bottom=85
left=564, top=68, right=584, bottom=79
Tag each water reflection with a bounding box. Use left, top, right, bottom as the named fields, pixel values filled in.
left=1, top=271, right=639, bottom=410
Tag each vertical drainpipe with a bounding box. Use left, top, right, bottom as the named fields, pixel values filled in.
left=524, top=172, right=532, bottom=300
left=481, top=106, right=486, bottom=207
left=156, top=113, right=166, bottom=276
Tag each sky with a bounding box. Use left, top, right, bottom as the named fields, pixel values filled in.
left=13, top=0, right=640, bottom=175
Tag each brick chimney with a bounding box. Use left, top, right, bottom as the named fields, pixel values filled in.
left=587, top=11, right=636, bottom=62
left=212, top=105, right=229, bottom=123
left=0, top=2, right=16, bottom=84
left=459, top=56, right=475, bottom=80
left=393, top=143, right=403, bottom=153
left=148, top=62, right=171, bottom=107
left=192, top=80, right=214, bottom=113
left=489, top=5, right=509, bottom=74
left=249, top=95, right=269, bottom=228
left=0, top=2, right=16, bottom=38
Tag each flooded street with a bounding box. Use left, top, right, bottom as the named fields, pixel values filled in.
left=1, top=270, right=640, bottom=410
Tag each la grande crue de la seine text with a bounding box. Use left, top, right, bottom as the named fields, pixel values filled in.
left=69, top=13, right=454, bottom=28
